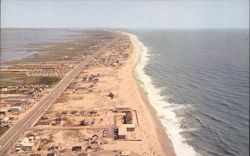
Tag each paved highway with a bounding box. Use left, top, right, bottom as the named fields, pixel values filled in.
left=0, top=35, right=119, bottom=155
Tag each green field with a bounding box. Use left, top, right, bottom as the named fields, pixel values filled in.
left=0, top=71, right=61, bottom=88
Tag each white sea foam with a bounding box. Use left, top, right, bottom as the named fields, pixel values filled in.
left=131, top=33, right=198, bottom=156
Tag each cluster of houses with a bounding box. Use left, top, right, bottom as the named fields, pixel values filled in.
left=0, top=84, right=48, bottom=128
left=0, top=106, right=22, bottom=128
left=82, top=74, right=100, bottom=83
left=65, top=74, right=101, bottom=94
left=15, top=135, right=39, bottom=153
left=94, top=37, right=131, bottom=68
left=0, top=63, right=72, bottom=73
left=14, top=133, right=132, bottom=156
left=35, top=107, right=138, bottom=141
left=112, top=108, right=138, bottom=141
left=36, top=110, right=99, bottom=127
left=6, top=34, right=138, bottom=156
left=11, top=129, right=134, bottom=156
left=28, top=69, right=69, bottom=78
left=0, top=78, right=48, bottom=137
left=0, top=84, right=47, bottom=97
left=0, top=63, right=61, bottom=71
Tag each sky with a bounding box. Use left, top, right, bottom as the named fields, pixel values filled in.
left=1, top=0, right=249, bottom=29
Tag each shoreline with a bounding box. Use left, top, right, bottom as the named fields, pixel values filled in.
left=123, top=31, right=176, bottom=155
left=125, top=31, right=198, bottom=156
left=2, top=30, right=176, bottom=155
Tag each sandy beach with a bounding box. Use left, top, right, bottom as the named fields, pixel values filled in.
left=2, top=1, right=248, bottom=155
left=121, top=32, right=176, bottom=156
left=44, top=31, right=176, bottom=155
left=4, top=31, right=176, bottom=156
left=46, top=31, right=176, bottom=155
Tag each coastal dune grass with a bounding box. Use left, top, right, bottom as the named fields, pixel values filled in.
left=0, top=71, right=61, bottom=87
left=6, top=38, right=102, bottom=64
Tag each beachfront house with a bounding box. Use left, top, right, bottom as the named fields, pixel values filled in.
left=0, top=116, right=9, bottom=127
left=52, top=118, right=64, bottom=126
left=15, top=137, right=34, bottom=152
left=123, top=111, right=133, bottom=124
left=9, top=106, right=22, bottom=113
left=0, top=108, right=8, bottom=115
left=121, top=150, right=131, bottom=156
left=1, top=88, right=8, bottom=92
left=118, top=127, right=127, bottom=140
left=72, top=146, right=82, bottom=152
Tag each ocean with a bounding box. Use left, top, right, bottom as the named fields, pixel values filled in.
left=1, top=29, right=249, bottom=156
left=130, top=29, right=249, bottom=156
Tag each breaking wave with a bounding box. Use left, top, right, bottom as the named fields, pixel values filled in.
left=132, top=34, right=198, bottom=156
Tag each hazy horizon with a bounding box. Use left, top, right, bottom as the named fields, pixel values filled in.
left=1, top=27, right=249, bottom=30
left=1, top=0, right=249, bottom=29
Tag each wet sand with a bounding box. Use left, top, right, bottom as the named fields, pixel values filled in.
left=119, top=32, right=176, bottom=155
